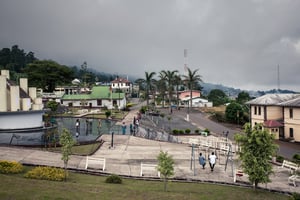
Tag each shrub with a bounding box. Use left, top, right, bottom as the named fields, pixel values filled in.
left=140, top=106, right=148, bottom=114
left=292, top=154, right=300, bottom=164
left=185, top=129, right=191, bottom=134
left=179, top=130, right=184, bottom=134
left=105, top=174, right=122, bottom=184
left=291, top=192, right=300, bottom=200
left=195, top=129, right=200, bottom=134
left=276, top=155, right=284, bottom=163
left=172, top=129, right=179, bottom=135
left=0, top=160, right=23, bottom=174
left=24, top=166, right=66, bottom=181
left=204, top=128, right=210, bottom=135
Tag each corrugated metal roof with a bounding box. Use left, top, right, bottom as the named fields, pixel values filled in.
left=278, top=96, right=300, bottom=107
left=62, top=86, right=124, bottom=100
left=246, top=93, right=300, bottom=105
left=263, top=120, right=284, bottom=128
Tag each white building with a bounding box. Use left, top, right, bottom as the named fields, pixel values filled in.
left=0, top=70, right=45, bottom=130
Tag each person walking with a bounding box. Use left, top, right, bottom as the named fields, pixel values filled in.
left=198, top=153, right=206, bottom=169
left=209, top=152, right=217, bottom=172
left=121, top=122, right=127, bottom=135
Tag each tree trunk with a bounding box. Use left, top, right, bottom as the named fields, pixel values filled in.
left=164, top=177, right=167, bottom=192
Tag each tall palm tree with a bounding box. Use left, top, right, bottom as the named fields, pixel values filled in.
left=182, top=67, right=202, bottom=121
left=143, top=71, right=156, bottom=106
left=173, top=74, right=182, bottom=107
left=161, top=70, right=178, bottom=107
left=157, top=72, right=167, bottom=108
left=134, top=78, right=144, bottom=99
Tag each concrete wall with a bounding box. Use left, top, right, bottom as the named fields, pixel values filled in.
left=284, top=107, right=300, bottom=142
left=266, top=106, right=282, bottom=120
left=10, top=86, right=20, bottom=111
left=1, top=69, right=10, bottom=79
left=29, top=87, right=37, bottom=100
left=0, top=111, right=45, bottom=130
left=0, top=75, right=7, bottom=111
left=20, top=78, right=28, bottom=94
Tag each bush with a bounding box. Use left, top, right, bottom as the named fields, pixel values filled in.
left=276, top=155, right=284, bottom=163
left=179, top=130, right=184, bottom=134
left=290, top=192, right=300, bottom=200
left=24, top=166, right=66, bottom=181
left=292, top=154, right=300, bottom=164
left=140, top=106, right=148, bottom=114
left=172, top=129, right=179, bottom=135
left=204, top=128, right=210, bottom=134
left=195, top=129, right=200, bottom=134
left=0, top=160, right=23, bottom=174
left=185, top=129, right=191, bottom=134
left=105, top=174, right=122, bottom=184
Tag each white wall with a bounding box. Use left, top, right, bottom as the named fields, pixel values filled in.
left=0, top=111, right=45, bottom=130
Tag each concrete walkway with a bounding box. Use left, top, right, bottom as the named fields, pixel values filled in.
left=0, top=107, right=299, bottom=194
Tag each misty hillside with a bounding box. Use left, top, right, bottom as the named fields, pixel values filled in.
left=201, top=82, right=297, bottom=97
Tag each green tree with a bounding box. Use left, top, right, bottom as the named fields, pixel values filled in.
left=173, top=74, right=182, bottom=107
left=157, top=72, right=167, bottom=108
left=143, top=71, right=156, bottom=106
left=59, top=128, right=76, bottom=181
left=208, top=89, right=227, bottom=106
left=46, top=100, right=59, bottom=112
left=234, top=123, right=278, bottom=189
left=134, top=78, right=144, bottom=98
left=24, top=60, right=74, bottom=92
left=236, top=91, right=251, bottom=104
left=182, top=67, right=202, bottom=119
left=157, top=151, right=175, bottom=192
left=161, top=70, right=178, bottom=106
left=225, top=102, right=244, bottom=124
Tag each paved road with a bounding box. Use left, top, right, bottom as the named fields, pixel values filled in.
left=156, top=107, right=300, bottom=160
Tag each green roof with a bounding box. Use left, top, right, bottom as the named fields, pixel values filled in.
left=62, top=86, right=125, bottom=100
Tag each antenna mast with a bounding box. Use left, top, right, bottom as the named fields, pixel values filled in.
left=277, top=65, right=280, bottom=92
left=184, top=49, right=188, bottom=73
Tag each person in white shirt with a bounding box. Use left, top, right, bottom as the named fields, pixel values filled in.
left=209, top=152, right=217, bottom=172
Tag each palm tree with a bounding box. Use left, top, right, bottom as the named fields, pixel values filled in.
left=161, top=70, right=178, bottom=107
left=157, top=72, right=167, bottom=108
left=182, top=67, right=202, bottom=121
left=143, top=71, right=156, bottom=106
left=173, top=74, right=182, bottom=107
left=134, top=78, right=144, bottom=99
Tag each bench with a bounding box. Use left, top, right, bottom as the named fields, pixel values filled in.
left=280, top=160, right=299, bottom=174
left=140, top=163, right=160, bottom=177
left=85, top=156, right=106, bottom=171
left=233, top=169, right=246, bottom=183
left=288, top=175, right=300, bottom=187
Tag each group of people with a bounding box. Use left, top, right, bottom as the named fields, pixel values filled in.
left=199, top=152, right=217, bottom=172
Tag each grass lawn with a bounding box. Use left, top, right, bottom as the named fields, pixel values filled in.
left=0, top=169, right=290, bottom=200
left=46, top=142, right=102, bottom=155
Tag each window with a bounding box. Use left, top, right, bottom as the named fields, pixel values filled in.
left=289, top=108, right=293, bottom=119
left=289, top=128, right=294, bottom=138
left=254, top=106, right=257, bottom=115
left=97, top=99, right=102, bottom=106
left=258, top=107, right=261, bottom=115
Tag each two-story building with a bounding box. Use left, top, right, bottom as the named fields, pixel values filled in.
left=111, top=77, right=132, bottom=96
left=246, top=93, right=300, bottom=142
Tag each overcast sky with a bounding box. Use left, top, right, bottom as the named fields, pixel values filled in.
left=1, top=0, right=300, bottom=91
